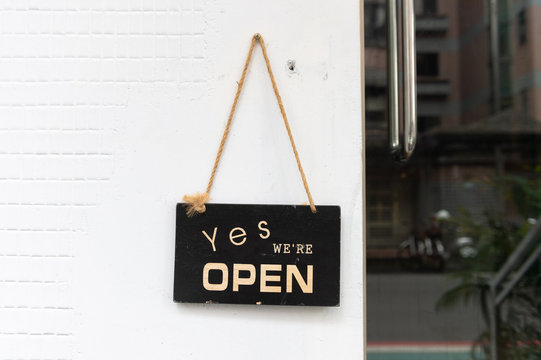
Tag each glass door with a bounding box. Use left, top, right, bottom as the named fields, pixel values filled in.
left=365, top=0, right=541, bottom=359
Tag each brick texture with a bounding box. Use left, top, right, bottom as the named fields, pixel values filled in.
left=0, top=0, right=364, bottom=358
left=0, top=1, right=205, bottom=358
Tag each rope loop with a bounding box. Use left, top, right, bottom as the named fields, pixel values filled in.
left=184, top=33, right=316, bottom=216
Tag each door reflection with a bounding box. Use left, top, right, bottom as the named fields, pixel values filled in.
left=365, top=0, right=541, bottom=359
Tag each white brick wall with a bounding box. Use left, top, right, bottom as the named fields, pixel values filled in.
left=0, top=0, right=363, bottom=359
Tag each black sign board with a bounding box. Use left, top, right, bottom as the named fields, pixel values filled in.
left=174, top=203, right=340, bottom=306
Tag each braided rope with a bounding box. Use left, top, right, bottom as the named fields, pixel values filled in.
left=184, top=33, right=316, bottom=216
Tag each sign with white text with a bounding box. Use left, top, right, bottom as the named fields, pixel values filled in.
left=174, top=204, right=340, bottom=306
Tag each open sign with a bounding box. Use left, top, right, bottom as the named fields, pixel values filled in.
left=173, top=203, right=340, bottom=306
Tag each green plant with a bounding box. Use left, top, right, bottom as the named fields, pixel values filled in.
left=436, top=175, right=541, bottom=359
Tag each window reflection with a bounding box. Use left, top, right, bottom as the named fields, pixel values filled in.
left=365, top=0, right=541, bottom=358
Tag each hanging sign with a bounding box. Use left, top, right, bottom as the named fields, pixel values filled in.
left=174, top=203, right=340, bottom=306
left=174, top=34, right=341, bottom=306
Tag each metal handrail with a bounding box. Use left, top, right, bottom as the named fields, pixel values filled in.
left=487, top=216, right=541, bottom=360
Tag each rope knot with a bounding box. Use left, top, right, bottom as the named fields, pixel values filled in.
left=183, top=192, right=209, bottom=217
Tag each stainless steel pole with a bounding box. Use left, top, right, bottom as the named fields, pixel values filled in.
left=387, top=0, right=417, bottom=162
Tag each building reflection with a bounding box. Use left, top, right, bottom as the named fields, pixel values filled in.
left=366, top=0, right=541, bottom=257
left=366, top=1, right=541, bottom=358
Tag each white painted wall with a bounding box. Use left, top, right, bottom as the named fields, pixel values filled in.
left=0, top=0, right=363, bottom=358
